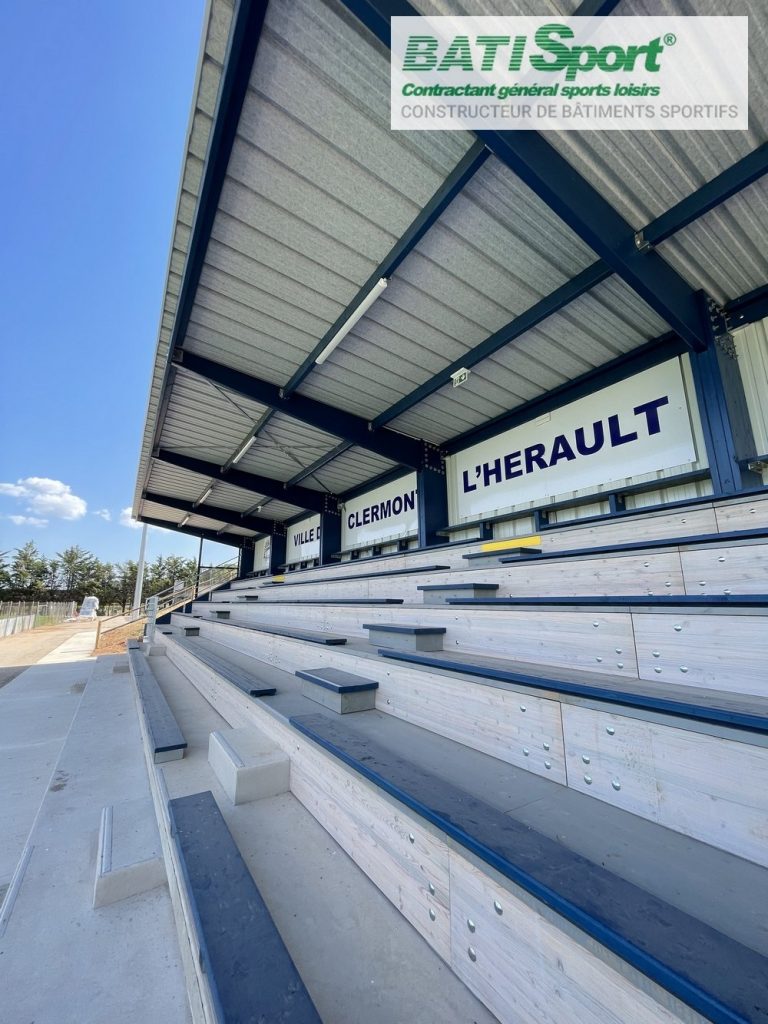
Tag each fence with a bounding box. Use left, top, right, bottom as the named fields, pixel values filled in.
left=0, top=601, right=77, bottom=639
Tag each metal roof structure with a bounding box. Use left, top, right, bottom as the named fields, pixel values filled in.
left=133, top=0, right=768, bottom=548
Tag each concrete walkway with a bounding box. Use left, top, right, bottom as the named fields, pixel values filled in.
left=0, top=637, right=190, bottom=1024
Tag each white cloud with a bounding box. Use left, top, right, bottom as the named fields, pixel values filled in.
left=93, top=509, right=112, bottom=521
left=5, top=515, right=48, bottom=527
left=0, top=477, right=87, bottom=520
left=120, top=506, right=143, bottom=529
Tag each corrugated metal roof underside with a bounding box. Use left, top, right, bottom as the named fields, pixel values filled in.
left=387, top=278, right=669, bottom=443
left=537, top=2, right=768, bottom=306
left=159, top=368, right=271, bottom=465
left=146, top=461, right=214, bottom=503
left=301, top=446, right=399, bottom=493
left=139, top=499, right=258, bottom=538
left=235, top=412, right=342, bottom=484
left=656, top=177, right=768, bottom=304
left=296, top=155, right=601, bottom=418
left=254, top=498, right=309, bottom=520
left=410, top=0, right=579, bottom=14
left=541, top=1, right=767, bottom=223
left=180, top=0, right=474, bottom=390
left=132, top=0, right=234, bottom=514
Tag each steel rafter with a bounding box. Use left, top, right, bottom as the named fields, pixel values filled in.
left=142, top=491, right=284, bottom=536
left=138, top=516, right=247, bottom=548
left=175, top=350, right=435, bottom=469
left=146, top=0, right=270, bottom=477
left=154, top=449, right=334, bottom=514
left=281, top=139, right=490, bottom=396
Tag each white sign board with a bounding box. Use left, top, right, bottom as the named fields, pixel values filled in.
left=342, top=474, right=418, bottom=549
left=285, top=515, right=321, bottom=562
left=254, top=536, right=272, bottom=572
left=449, top=358, right=696, bottom=520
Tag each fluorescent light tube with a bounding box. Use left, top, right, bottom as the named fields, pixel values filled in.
left=231, top=434, right=256, bottom=465
left=196, top=484, right=213, bottom=506
left=179, top=514, right=190, bottom=527
left=315, top=278, right=387, bottom=365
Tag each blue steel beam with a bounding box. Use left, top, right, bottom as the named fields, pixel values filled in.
left=154, top=449, right=332, bottom=513
left=281, top=140, right=490, bottom=396
left=643, top=143, right=768, bottom=246
left=372, top=142, right=768, bottom=429
left=176, top=350, right=430, bottom=469
left=338, top=0, right=709, bottom=351
left=147, top=0, right=270, bottom=465
left=476, top=130, right=708, bottom=352
left=138, top=516, right=247, bottom=548
left=285, top=442, right=354, bottom=487
left=372, top=261, right=611, bottom=429
left=143, top=491, right=282, bottom=536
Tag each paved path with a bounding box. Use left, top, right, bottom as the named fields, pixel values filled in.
left=0, top=621, right=96, bottom=689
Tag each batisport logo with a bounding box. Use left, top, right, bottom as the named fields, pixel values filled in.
left=402, top=23, right=667, bottom=83
left=390, top=16, right=748, bottom=130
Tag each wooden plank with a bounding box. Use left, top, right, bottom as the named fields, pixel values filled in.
left=564, top=704, right=768, bottom=869
left=288, top=732, right=452, bottom=962
left=375, top=665, right=567, bottom=784
left=681, top=542, right=768, bottom=595
left=290, top=713, right=768, bottom=1024
left=715, top=495, right=768, bottom=532
left=449, top=852, right=687, bottom=1024
left=543, top=508, right=718, bottom=553
left=633, top=611, right=768, bottom=696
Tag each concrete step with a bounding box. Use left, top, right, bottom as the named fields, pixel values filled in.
left=363, top=623, right=446, bottom=652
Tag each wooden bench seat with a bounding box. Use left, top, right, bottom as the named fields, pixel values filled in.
left=127, top=642, right=186, bottom=762
left=258, top=563, right=450, bottom=588
left=377, top=647, right=768, bottom=733
left=447, top=595, right=768, bottom=608
left=168, top=791, right=321, bottom=1023
left=175, top=637, right=276, bottom=697
left=498, top=525, right=768, bottom=564
left=217, top=618, right=348, bottom=646
left=289, top=713, right=767, bottom=1024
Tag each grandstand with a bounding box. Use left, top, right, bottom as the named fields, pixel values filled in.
left=128, top=1, right=768, bottom=1022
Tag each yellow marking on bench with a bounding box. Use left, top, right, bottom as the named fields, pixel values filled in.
left=480, top=536, right=541, bottom=552
left=271, top=575, right=285, bottom=583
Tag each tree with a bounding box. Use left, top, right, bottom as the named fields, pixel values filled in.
left=11, top=542, right=48, bottom=595
left=0, top=550, right=11, bottom=591
left=57, top=545, right=97, bottom=597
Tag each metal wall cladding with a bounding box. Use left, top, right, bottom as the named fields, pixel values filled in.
left=180, top=0, right=474, bottom=389
left=387, top=278, right=668, bottom=444
left=236, top=412, right=342, bottom=483
left=298, top=154, right=599, bottom=420
left=160, top=369, right=271, bottom=465
left=735, top=317, right=768, bottom=472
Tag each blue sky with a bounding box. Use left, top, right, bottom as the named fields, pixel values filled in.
left=0, top=0, right=234, bottom=566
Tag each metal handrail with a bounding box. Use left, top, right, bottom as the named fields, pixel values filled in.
left=96, top=557, right=238, bottom=635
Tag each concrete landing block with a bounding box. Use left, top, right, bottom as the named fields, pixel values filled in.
left=112, top=662, right=130, bottom=674
left=297, top=667, right=378, bottom=714
left=364, top=623, right=445, bottom=652
left=418, top=583, right=499, bottom=605
left=211, top=609, right=230, bottom=619
left=208, top=727, right=289, bottom=806
left=93, top=798, right=166, bottom=908
left=182, top=626, right=200, bottom=637
left=144, top=645, right=166, bottom=656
